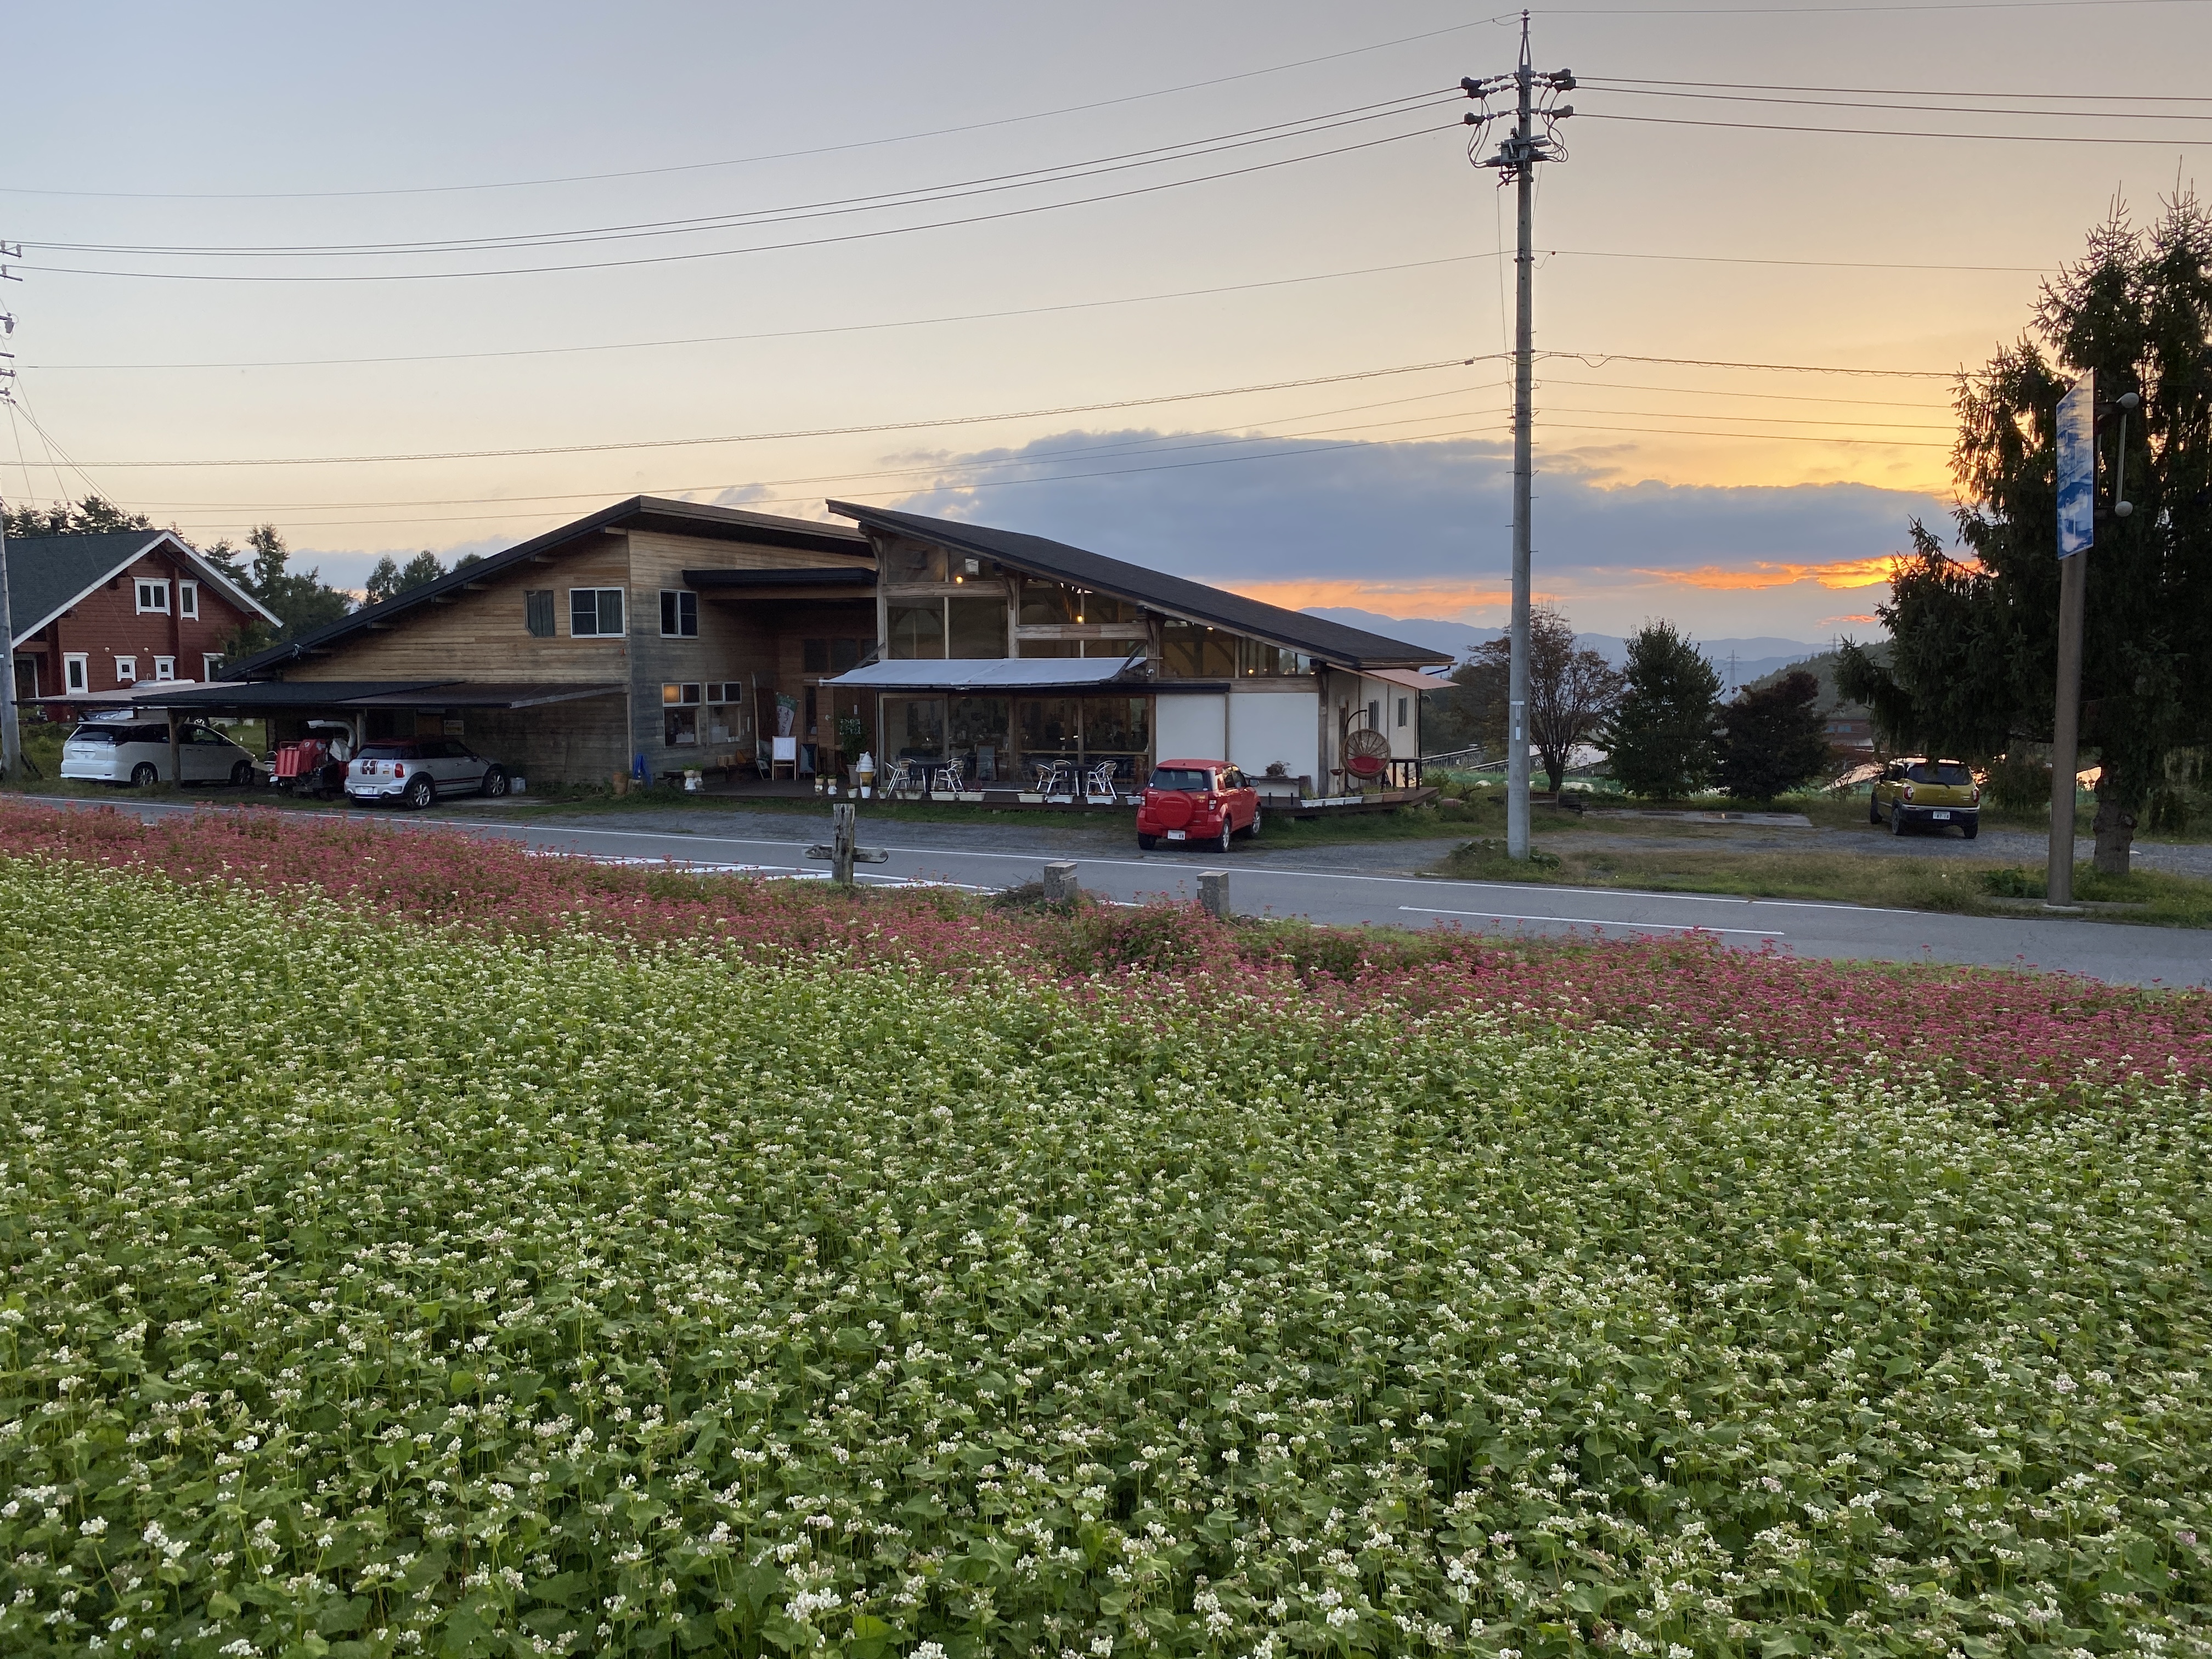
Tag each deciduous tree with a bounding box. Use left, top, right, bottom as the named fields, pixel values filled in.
left=1436, top=607, right=1622, bottom=790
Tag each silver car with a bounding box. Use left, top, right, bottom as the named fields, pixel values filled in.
left=60, top=720, right=259, bottom=788
left=345, top=738, right=509, bottom=809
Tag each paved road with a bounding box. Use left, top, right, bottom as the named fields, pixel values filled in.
left=36, top=794, right=2210, bottom=986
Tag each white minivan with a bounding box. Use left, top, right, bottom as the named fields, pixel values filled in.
left=61, top=720, right=260, bottom=788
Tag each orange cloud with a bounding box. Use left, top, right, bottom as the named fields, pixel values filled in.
left=1634, top=557, right=1897, bottom=592
left=1221, top=578, right=1512, bottom=614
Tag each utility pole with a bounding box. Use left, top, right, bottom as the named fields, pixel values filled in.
left=1466, top=16, right=1573, bottom=857
left=2047, top=375, right=2136, bottom=906
left=0, top=254, right=21, bottom=786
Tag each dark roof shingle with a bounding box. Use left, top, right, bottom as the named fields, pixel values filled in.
left=826, top=503, right=1449, bottom=670
left=227, top=496, right=868, bottom=679
left=6, top=532, right=166, bottom=641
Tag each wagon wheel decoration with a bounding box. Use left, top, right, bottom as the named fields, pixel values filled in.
left=1341, top=726, right=1393, bottom=791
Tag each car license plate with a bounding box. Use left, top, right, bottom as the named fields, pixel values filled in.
left=1166, top=830, right=1187, bottom=841
left=1931, top=810, right=1951, bottom=820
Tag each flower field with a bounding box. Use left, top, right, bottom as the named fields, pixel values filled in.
left=0, top=816, right=2209, bottom=1659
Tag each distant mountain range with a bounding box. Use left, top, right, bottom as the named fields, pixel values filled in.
left=1307, top=607, right=1850, bottom=695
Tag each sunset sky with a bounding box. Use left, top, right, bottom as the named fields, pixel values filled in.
left=4, top=0, right=2208, bottom=641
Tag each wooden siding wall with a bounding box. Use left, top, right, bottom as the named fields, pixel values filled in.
left=464, top=699, right=629, bottom=787
left=286, top=533, right=634, bottom=684
left=624, top=531, right=873, bottom=771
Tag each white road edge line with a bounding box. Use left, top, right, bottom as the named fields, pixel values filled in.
left=1400, top=905, right=1785, bottom=938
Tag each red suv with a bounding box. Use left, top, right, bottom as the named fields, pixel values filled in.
left=1136, top=759, right=1260, bottom=853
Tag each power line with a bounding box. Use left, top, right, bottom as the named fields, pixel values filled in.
left=0, top=18, right=1517, bottom=202
left=84, top=374, right=1962, bottom=516
left=16, top=242, right=2041, bottom=374
left=1580, top=110, right=2212, bottom=145
left=1579, top=82, right=2212, bottom=119
left=1547, top=247, right=2044, bottom=273
left=24, top=93, right=1455, bottom=261
left=1538, top=420, right=1949, bottom=448
left=131, top=394, right=1956, bottom=538
left=1541, top=376, right=1949, bottom=408
left=20, top=252, right=1499, bottom=371
left=65, top=354, right=1501, bottom=468
left=67, top=386, right=1521, bottom=512
left=1544, top=351, right=1954, bottom=378
left=21, top=122, right=1458, bottom=284
left=1547, top=0, right=2210, bottom=12
left=1583, top=75, right=2212, bottom=102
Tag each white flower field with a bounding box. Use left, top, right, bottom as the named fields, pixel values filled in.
left=0, top=859, right=2206, bottom=1658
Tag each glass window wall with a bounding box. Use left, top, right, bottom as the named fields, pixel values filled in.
left=947, top=597, right=1009, bottom=658
left=886, top=544, right=946, bottom=585
left=946, top=697, right=1011, bottom=782
left=1160, top=620, right=1237, bottom=677
left=883, top=697, right=946, bottom=766
left=887, top=603, right=945, bottom=659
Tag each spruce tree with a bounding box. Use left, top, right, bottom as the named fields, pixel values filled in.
left=1602, top=622, right=1722, bottom=800
left=1717, top=670, right=1832, bottom=803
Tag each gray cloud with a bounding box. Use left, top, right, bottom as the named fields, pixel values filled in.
left=882, top=428, right=1949, bottom=582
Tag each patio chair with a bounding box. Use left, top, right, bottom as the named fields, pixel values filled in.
left=1083, top=759, right=1120, bottom=798
left=882, top=758, right=921, bottom=793
left=1032, top=759, right=1074, bottom=796
left=930, top=758, right=966, bottom=793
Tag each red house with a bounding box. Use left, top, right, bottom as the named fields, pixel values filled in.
left=7, top=529, right=279, bottom=704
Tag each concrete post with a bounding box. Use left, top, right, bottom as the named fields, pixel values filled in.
left=1198, top=871, right=1229, bottom=921
left=1042, top=861, right=1079, bottom=904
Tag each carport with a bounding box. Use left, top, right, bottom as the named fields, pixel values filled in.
left=133, top=680, right=625, bottom=786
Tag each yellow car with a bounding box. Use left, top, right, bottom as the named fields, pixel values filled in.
left=1870, top=757, right=1980, bottom=838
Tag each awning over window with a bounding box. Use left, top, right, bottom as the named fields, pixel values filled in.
left=1365, top=666, right=1457, bottom=693
left=823, top=656, right=1144, bottom=693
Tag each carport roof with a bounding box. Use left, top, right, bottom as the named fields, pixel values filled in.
left=145, top=681, right=456, bottom=708
left=134, top=680, right=623, bottom=710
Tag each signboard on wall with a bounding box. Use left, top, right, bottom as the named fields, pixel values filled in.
left=2056, top=370, right=2095, bottom=557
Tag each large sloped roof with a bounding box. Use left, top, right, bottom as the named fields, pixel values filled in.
left=826, top=503, right=1449, bottom=670
left=227, top=496, right=869, bottom=679
left=8, top=531, right=281, bottom=644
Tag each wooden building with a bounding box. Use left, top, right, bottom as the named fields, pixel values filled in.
left=200, top=496, right=1448, bottom=792
left=7, top=529, right=278, bottom=704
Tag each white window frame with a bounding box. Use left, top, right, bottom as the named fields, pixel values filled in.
left=115, top=656, right=138, bottom=684
left=204, top=652, right=225, bottom=682
left=659, top=589, right=698, bottom=637
left=177, top=580, right=199, bottom=619
left=134, top=578, right=170, bottom=614
left=569, top=587, right=626, bottom=638
left=153, top=656, right=177, bottom=682
left=64, top=652, right=88, bottom=693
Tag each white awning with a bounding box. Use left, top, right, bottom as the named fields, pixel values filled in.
left=1366, top=666, right=1456, bottom=693
left=823, top=656, right=1143, bottom=693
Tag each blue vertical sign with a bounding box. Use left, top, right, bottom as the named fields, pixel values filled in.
left=2056, top=371, right=2095, bottom=556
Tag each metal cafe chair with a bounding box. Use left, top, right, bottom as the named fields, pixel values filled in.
left=930, top=757, right=966, bottom=793
left=1082, top=759, right=1120, bottom=798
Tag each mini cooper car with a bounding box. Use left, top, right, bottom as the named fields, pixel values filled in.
left=1871, top=757, right=1980, bottom=838
left=346, top=738, right=509, bottom=809
left=1135, top=759, right=1260, bottom=853
left=60, top=720, right=259, bottom=788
